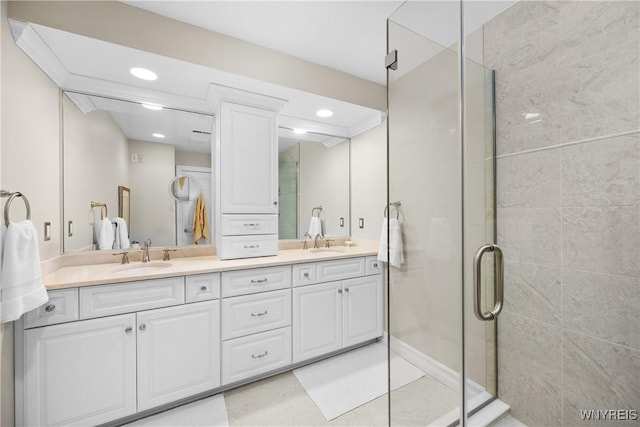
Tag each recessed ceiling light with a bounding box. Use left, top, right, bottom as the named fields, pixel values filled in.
left=293, top=129, right=307, bottom=135
left=130, top=67, right=157, bottom=81
left=316, top=109, right=333, bottom=118
left=142, top=103, right=163, bottom=111
left=152, top=133, right=165, bottom=139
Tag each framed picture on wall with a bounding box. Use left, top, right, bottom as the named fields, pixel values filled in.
left=118, top=186, right=130, bottom=236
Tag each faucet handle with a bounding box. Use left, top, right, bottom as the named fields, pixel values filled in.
left=302, top=241, right=308, bottom=250
left=113, top=252, right=130, bottom=264
left=163, top=249, right=177, bottom=261
left=325, top=239, right=334, bottom=248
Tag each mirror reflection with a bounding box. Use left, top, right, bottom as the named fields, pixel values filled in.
left=62, top=92, right=351, bottom=252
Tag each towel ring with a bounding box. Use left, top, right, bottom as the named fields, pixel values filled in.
left=1, top=191, right=31, bottom=226
left=312, top=206, right=323, bottom=217
left=384, top=202, right=401, bottom=220
left=91, top=202, right=108, bottom=220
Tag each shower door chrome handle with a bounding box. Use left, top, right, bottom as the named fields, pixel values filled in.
left=473, top=243, right=504, bottom=321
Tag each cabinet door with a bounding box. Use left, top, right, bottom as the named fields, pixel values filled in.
left=293, top=281, right=343, bottom=363
left=342, top=275, right=384, bottom=347
left=220, top=102, right=278, bottom=214
left=24, top=314, right=136, bottom=427
left=137, top=301, right=221, bottom=411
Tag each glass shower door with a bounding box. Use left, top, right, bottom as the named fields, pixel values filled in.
left=386, top=2, right=498, bottom=425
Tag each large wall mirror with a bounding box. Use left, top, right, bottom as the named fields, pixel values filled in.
left=62, top=91, right=351, bottom=252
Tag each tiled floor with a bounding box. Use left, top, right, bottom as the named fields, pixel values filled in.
left=124, top=370, right=459, bottom=427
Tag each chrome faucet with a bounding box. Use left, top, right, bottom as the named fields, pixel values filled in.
left=142, top=239, right=151, bottom=263
left=314, top=234, right=324, bottom=249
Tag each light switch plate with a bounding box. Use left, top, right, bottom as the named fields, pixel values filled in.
left=44, top=222, right=51, bottom=241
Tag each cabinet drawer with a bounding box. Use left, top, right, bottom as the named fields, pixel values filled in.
left=186, top=273, right=220, bottom=303
left=221, top=215, right=278, bottom=236
left=317, top=257, right=365, bottom=283
left=222, top=327, right=292, bottom=385
left=365, top=256, right=383, bottom=276
left=222, top=289, right=291, bottom=340
left=219, top=235, right=278, bottom=260
left=79, top=278, right=185, bottom=319
left=292, top=263, right=317, bottom=287
left=24, top=288, right=79, bottom=329
left=222, top=265, right=291, bottom=297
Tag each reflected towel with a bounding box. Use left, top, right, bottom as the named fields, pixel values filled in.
left=97, top=218, right=114, bottom=250
left=306, top=216, right=323, bottom=239
left=1, top=220, right=48, bottom=322
left=377, top=218, right=404, bottom=268
left=192, top=193, right=209, bottom=244
left=112, top=217, right=130, bottom=250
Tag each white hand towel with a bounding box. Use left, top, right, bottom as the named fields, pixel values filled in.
left=307, top=216, right=323, bottom=239
left=0, top=220, right=49, bottom=323
left=112, top=217, right=130, bottom=250
left=377, top=217, right=404, bottom=268
left=97, top=218, right=114, bottom=250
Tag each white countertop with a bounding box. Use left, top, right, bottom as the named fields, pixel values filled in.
left=42, top=243, right=379, bottom=290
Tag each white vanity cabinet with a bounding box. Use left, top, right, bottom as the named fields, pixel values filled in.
left=292, top=259, right=383, bottom=363
left=23, top=314, right=137, bottom=427
left=216, top=102, right=280, bottom=259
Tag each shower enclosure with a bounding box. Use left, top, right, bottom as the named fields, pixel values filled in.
left=386, top=2, right=500, bottom=425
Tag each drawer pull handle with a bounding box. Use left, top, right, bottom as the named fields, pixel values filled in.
left=251, top=310, right=268, bottom=317
left=373, top=263, right=379, bottom=268
left=244, top=223, right=259, bottom=227
left=250, top=278, right=268, bottom=284
left=125, top=327, right=133, bottom=334
left=244, top=244, right=260, bottom=249
left=303, top=272, right=309, bottom=278
left=251, top=350, right=269, bottom=359
left=44, top=304, right=56, bottom=313
left=200, top=285, right=208, bottom=291
left=139, top=324, right=147, bottom=331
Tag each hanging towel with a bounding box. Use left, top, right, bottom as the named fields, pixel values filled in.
left=0, top=220, right=49, bottom=323
left=377, top=217, right=404, bottom=268
left=192, top=193, right=209, bottom=244
left=97, top=217, right=114, bottom=250
left=306, top=216, right=323, bottom=239
left=112, top=217, right=130, bottom=250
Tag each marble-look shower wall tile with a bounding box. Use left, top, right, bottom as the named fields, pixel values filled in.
left=563, top=207, right=640, bottom=277
left=486, top=1, right=640, bottom=156
left=562, top=134, right=640, bottom=207
left=497, top=208, right=561, bottom=267
left=497, top=149, right=561, bottom=209
left=563, top=331, right=640, bottom=426
left=503, top=260, right=561, bottom=326
left=563, top=269, right=640, bottom=349
left=498, top=311, right=562, bottom=426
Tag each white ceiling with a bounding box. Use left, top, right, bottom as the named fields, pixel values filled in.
left=122, top=1, right=517, bottom=85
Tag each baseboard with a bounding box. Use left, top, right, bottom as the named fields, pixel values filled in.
left=389, top=335, right=484, bottom=397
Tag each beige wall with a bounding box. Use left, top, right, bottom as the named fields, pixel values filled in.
left=175, top=150, right=211, bottom=169
left=128, top=139, right=175, bottom=246
left=7, top=1, right=385, bottom=112
left=63, top=95, right=129, bottom=252
left=350, top=122, right=386, bottom=240
left=299, top=140, right=350, bottom=238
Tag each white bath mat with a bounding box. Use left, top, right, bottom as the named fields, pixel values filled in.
left=293, top=340, right=425, bottom=421
left=124, top=394, right=229, bottom=427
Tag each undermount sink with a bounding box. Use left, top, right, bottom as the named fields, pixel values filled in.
left=111, top=262, right=173, bottom=274
left=309, top=248, right=346, bottom=255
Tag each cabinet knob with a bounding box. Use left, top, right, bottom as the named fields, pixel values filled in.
left=373, top=263, right=379, bottom=268
left=139, top=324, right=147, bottom=331
left=338, top=289, right=343, bottom=294
left=44, top=304, right=56, bottom=313
left=303, top=272, right=309, bottom=278
left=273, top=201, right=278, bottom=205
left=200, top=285, right=208, bottom=291
left=124, top=327, right=133, bottom=334
left=344, top=288, right=350, bottom=293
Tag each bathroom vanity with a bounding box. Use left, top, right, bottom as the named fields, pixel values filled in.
left=14, top=249, right=383, bottom=427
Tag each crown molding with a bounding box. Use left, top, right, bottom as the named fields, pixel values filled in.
left=207, top=84, right=288, bottom=112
